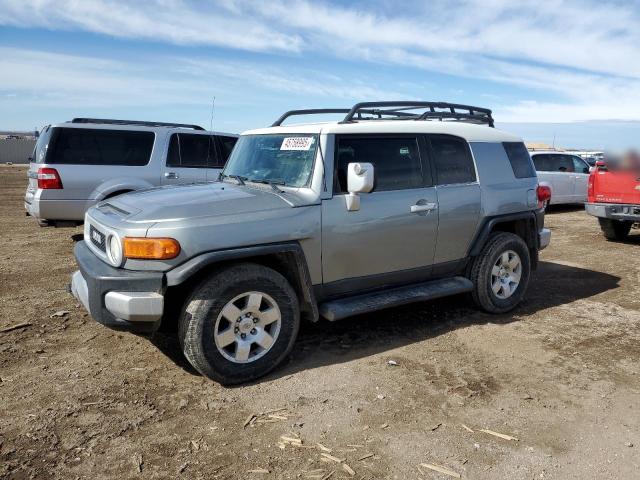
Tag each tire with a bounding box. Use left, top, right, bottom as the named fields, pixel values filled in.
left=468, top=232, right=531, bottom=314
left=179, top=263, right=300, bottom=385
left=598, top=218, right=632, bottom=241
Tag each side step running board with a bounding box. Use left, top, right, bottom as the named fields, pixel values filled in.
left=319, top=276, right=473, bottom=322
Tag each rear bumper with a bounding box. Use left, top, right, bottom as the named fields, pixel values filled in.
left=24, top=191, right=94, bottom=223
left=539, top=228, right=551, bottom=250
left=585, top=203, right=640, bottom=222
left=70, top=241, right=164, bottom=333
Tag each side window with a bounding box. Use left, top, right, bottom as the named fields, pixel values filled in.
left=216, top=136, right=238, bottom=167
left=166, top=133, right=210, bottom=168
left=48, top=128, right=154, bottom=166
left=558, top=155, right=574, bottom=172
left=502, top=142, right=536, bottom=178
left=430, top=136, right=476, bottom=185
left=532, top=154, right=546, bottom=171
left=335, top=136, right=423, bottom=193
left=572, top=156, right=590, bottom=174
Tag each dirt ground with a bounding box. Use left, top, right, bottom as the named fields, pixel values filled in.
left=1, top=164, right=639, bottom=480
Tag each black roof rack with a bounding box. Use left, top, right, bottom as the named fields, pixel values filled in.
left=71, top=118, right=205, bottom=130
left=272, top=101, right=494, bottom=127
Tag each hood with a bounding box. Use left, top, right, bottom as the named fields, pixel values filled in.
left=104, top=182, right=296, bottom=223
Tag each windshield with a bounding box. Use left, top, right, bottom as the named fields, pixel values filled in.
left=222, top=134, right=318, bottom=187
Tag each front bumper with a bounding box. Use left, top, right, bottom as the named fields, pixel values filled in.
left=71, top=241, right=165, bottom=333
left=585, top=203, right=640, bottom=222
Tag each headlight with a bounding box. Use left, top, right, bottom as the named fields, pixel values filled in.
left=106, top=235, right=123, bottom=266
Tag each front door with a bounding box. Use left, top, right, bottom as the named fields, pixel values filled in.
left=162, top=132, right=210, bottom=185
left=571, top=155, right=591, bottom=202
left=321, top=135, right=438, bottom=293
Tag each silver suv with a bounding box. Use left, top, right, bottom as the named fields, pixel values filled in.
left=25, top=118, right=238, bottom=226
left=70, top=102, right=551, bottom=384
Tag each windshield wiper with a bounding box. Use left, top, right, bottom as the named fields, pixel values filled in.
left=219, top=173, right=247, bottom=185
left=247, top=178, right=286, bottom=193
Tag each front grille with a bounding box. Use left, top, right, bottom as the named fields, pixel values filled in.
left=89, top=224, right=106, bottom=252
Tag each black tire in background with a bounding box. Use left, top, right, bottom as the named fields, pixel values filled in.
left=179, top=263, right=300, bottom=385
left=468, top=232, right=531, bottom=314
left=598, top=218, right=633, bottom=241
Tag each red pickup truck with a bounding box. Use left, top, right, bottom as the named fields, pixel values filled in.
left=586, top=158, right=640, bottom=241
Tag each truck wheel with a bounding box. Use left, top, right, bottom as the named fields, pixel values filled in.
left=179, top=263, right=300, bottom=385
left=598, top=218, right=632, bottom=241
left=468, top=232, right=531, bottom=314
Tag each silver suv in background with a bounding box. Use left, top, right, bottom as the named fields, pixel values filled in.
left=25, top=118, right=238, bottom=226
left=530, top=151, right=591, bottom=205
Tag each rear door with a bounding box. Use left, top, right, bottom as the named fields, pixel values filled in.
left=571, top=155, right=591, bottom=202
left=208, top=135, right=237, bottom=181
left=428, top=135, right=481, bottom=265
left=162, top=132, right=211, bottom=185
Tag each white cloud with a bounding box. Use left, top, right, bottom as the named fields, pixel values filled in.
left=1, top=0, right=640, bottom=122
left=0, top=46, right=401, bottom=109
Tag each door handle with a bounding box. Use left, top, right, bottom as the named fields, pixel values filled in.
left=410, top=202, right=437, bottom=213
left=164, top=172, right=179, bottom=179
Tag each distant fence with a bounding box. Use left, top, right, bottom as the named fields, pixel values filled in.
left=0, top=139, right=36, bottom=164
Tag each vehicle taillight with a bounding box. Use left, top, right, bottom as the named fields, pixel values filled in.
left=37, top=168, right=63, bottom=189
left=537, top=184, right=551, bottom=208
left=587, top=177, right=594, bottom=199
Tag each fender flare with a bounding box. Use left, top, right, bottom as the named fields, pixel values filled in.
left=165, top=242, right=319, bottom=322
left=468, top=211, right=539, bottom=257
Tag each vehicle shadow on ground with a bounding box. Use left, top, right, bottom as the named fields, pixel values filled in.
left=149, top=261, right=620, bottom=381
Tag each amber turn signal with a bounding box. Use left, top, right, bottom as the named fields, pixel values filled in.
left=123, top=237, right=181, bottom=260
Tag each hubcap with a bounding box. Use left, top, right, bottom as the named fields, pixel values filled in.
left=490, top=250, right=522, bottom=300
left=214, top=291, right=281, bottom=364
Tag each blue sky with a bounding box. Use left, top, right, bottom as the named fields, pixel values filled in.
left=1, top=0, right=639, bottom=149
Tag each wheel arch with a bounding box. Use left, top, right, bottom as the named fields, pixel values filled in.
left=468, top=212, right=540, bottom=269
left=165, top=243, right=319, bottom=324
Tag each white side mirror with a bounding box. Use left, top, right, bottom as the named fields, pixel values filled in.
left=345, top=162, right=374, bottom=211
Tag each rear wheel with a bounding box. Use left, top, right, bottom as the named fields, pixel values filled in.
left=598, top=218, right=632, bottom=241
left=179, top=263, right=300, bottom=385
left=468, top=232, right=531, bottom=313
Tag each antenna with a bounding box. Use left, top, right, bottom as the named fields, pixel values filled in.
left=209, top=97, right=216, bottom=131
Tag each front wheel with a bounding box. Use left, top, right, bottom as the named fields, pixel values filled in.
left=468, top=232, right=531, bottom=313
left=598, top=218, right=632, bottom=241
left=179, top=263, right=300, bottom=385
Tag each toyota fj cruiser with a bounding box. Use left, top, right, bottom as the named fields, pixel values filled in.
left=70, top=101, right=551, bottom=384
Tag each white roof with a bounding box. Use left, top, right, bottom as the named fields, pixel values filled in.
left=244, top=120, right=522, bottom=143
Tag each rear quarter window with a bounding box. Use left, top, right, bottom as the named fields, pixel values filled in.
left=430, top=136, right=476, bottom=185
left=503, top=142, right=536, bottom=178
left=47, top=128, right=154, bottom=166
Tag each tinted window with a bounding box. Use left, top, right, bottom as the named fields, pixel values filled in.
left=48, top=128, right=154, bottom=166
left=572, top=156, right=590, bottom=174
left=503, top=142, right=536, bottom=178
left=217, top=136, right=238, bottom=166
left=166, top=133, right=210, bottom=168
left=430, top=136, right=476, bottom=185
left=335, top=137, right=423, bottom=192
left=535, top=154, right=577, bottom=172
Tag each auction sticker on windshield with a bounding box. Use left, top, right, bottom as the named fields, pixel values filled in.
left=281, top=137, right=315, bottom=151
